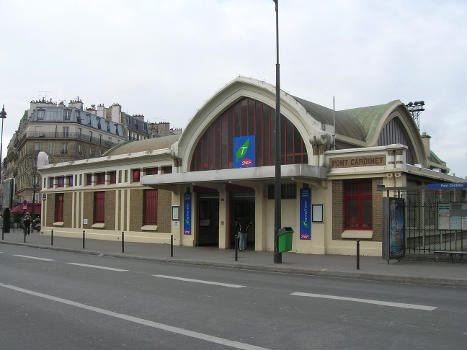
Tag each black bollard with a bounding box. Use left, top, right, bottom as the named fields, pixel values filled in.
left=122, top=232, right=125, bottom=253
left=170, top=235, right=173, bottom=257
left=83, top=230, right=85, bottom=249
left=51, top=229, right=54, bottom=246
left=1, top=227, right=4, bottom=241
left=235, top=234, right=239, bottom=261
left=356, top=240, right=360, bottom=270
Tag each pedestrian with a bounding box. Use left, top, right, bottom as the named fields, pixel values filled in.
left=23, top=212, right=32, bottom=235
left=0, top=214, right=3, bottom=237
left=237, top=218, right=251, bottom=251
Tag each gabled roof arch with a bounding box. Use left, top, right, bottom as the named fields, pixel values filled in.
left=367, top=101, right=427, bottom=166
left=174, top=76, right=328, bottom=172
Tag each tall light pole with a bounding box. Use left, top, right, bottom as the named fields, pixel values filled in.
left=273, top=0, right=282, bottom=264
left=0, top=105, right=7, bottom=184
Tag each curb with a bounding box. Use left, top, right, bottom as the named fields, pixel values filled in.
left=2, top=240, right=465, bottom=288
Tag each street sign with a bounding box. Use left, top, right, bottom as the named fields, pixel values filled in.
left=427, top=183, right=467, bottom=190
left=23, top=200, right=28, bottom=210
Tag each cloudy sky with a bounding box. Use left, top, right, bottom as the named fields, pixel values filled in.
left=1, top=0, right=466, bottom=177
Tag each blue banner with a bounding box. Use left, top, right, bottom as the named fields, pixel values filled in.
left=184, top=192, right=192, bottom=235
left=233, top=135, right=255, bottom=168
left=427, top=182, right=467, bottom=190
left=300, top=188, right=311, bottom=240
left=389, top=198, right=404, bottom=259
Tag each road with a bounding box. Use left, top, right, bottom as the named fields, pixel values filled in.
left=0, top=244, right=465, bottom=349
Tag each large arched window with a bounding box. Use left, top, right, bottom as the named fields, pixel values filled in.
left=377, top=118, right=416, bottom=164
left=190, top=98, right=308, bottom=171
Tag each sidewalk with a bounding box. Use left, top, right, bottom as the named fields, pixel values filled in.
left=1, top=228, right=465, bottom=287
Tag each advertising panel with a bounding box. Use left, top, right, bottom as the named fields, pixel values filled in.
left=183, top=192, right=192, bottom=235
left=389, top=198, right=405, bottom=259
left=233, top=135, right=255, bottom=168
left=300, top=188, right=311, bottom=240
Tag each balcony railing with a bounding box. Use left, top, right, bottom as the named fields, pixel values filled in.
left=15, top=131, right=118, bottom=148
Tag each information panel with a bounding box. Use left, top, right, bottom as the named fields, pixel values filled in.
left=183, top=192, right=192, bottom=235
left=299, top=188, right=311, bottom=240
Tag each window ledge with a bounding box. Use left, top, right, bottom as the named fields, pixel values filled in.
left=341, top=230, right=373, bottom=239
left=92, top=223, right=105, bottom=229
left=141, top=225, right=158, bottom=231
left=53, top=222, right=64, bottom=227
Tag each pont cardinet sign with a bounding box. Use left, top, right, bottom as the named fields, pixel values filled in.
left=234, top=135, right=255, bottom=168
left=331, top=156, right=386, bottom=168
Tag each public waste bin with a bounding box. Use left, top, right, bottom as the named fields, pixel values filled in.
left=278, top=227, right=293, bottom=253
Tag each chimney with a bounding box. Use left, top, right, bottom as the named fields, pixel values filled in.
left=421, top=132, right=431, bottom=156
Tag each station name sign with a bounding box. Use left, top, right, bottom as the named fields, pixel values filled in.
left=331, top=155, right=386, bottom=168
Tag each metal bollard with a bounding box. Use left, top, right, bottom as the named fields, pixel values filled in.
left=122, top=232, right=125, bottom=253
left=51, top=229, right=54, bottom=246
left=170, top=235, right=173, bottom=257
left=83, top=230, right=85, bottom=249
left=234, top=234, right=239, bottom=261
left=1, top=227, right=4, bottom=241
left=356, top=240, right=360, bottom=270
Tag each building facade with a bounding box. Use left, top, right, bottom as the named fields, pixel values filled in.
left=3, top=98, right=165, bottom=207
left=39, top=77, right=463, bottom=256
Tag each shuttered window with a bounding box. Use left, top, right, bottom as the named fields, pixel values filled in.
left=144, top=189, right=158, bottom=225
left=55, top=194, right=64, bottom=222
left=94, top=192, right=105, bottom=223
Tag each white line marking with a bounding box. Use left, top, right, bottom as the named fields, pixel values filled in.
left=67, top=263, right=128, bottom=272
left=13, top=254, right=55, bottom=262
left=290, top=292, right=437, bottom=311
left=0, top=282, right=269, bottom=350
left=153, top=274, right=245, bottom=289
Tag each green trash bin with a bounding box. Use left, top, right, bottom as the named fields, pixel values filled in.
left=278, top=227, right=293, bottom=253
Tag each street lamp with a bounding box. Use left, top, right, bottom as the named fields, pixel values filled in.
left=273, top=0, right=282, bottom=264
left=0, top=105, right=7, bottom=184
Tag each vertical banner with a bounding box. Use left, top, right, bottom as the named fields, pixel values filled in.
left=183, top=192, right=192, bottom=235
left=300, top=188, right=311, bottom=240
left=234, top=135, right=255, bottom=168
left=389, top=198, right=405, bottom=259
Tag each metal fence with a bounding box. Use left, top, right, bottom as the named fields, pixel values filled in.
left=404, top=190, right=466, bottom=256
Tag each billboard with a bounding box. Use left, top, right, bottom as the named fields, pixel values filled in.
left=233, top=135, right=255, bottom=168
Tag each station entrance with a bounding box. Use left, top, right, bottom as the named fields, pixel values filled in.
left=197, top=190, right=219, bottom=247
left=229, top=185, right=255, bottom=249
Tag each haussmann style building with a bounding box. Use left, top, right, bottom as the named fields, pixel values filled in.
left=38, top=77, right=463, bottom=256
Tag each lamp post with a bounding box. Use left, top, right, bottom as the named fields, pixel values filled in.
left=406, top=101, right=425, bottom=130
left=0, top=105, right=6, bottom=185
left=273, top=0, right=282, bottom=264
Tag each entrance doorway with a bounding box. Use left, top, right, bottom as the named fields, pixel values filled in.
left=229, top=186, right=255, bottom=249
left=197, top=192, right=219, bottom=247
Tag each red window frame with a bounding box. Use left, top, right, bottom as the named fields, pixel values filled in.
left=94, top=192, right=105, bottom=223
left=67, top=175, right=73, bottom=187
left=108, top=171, right=116, bottom=184
left=49, top=177, right=54, bottom=188
left=57, top=176, right=64, bottom=187
left=143, top=189, right=158, bottom=225
left=161, top=166, right=172, bottom=174
left=86, top=174, right=92, bottom=186
left=96, top=172, right=105, bottom=185
left=132, top=169, right=140, bottom=182
left=344, top=180, right=373, bottom=230
left=145, top=168, right=158, bottom=175
left=55, top=193, right=64, bottom=222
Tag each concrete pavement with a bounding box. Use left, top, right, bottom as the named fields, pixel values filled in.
left=1, top=228, right=465, bottom=287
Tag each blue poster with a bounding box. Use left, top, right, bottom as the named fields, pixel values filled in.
left=389, top=198, right=404, bottom=259
left=234, top=135, right=255, bottom=168
left=184, top=192, right=192, bottom=235
left=300, top=188, right=311, bottom=240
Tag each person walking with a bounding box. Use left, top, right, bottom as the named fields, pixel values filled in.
left=23, top=212, right=32, bottom=235
left=237, top=218, right=251, bottom=251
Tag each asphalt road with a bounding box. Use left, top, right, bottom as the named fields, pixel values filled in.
left=0, top=244, right=465, bottom=349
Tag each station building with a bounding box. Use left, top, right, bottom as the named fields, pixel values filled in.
left=38, top=77, right=461, bottom=256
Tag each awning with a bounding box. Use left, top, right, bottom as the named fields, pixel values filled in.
left=141, top=164, right=328, bottom=187
left=10, top=203, right=41, bottom=215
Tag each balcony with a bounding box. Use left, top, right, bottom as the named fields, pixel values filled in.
left=14, top=131, right=117, bottom=148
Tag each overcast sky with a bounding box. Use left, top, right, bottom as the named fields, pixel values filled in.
left=1, top=0, right=466, bottom=178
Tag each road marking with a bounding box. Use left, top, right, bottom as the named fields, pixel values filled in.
left=0, top=282, right=269, bottom=350
left=290, top=292, right=437, bottom=311
left=153, top=274, right=245, bottom=289
left=67, top=263, right=128, bottom=272
left=13, top=254, right=55, bottom=262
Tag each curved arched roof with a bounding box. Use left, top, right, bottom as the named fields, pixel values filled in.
left=104, top=134, right=180, bottom=156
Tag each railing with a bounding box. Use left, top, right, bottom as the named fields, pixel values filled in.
left=14, top=132, right=118, bottom=148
